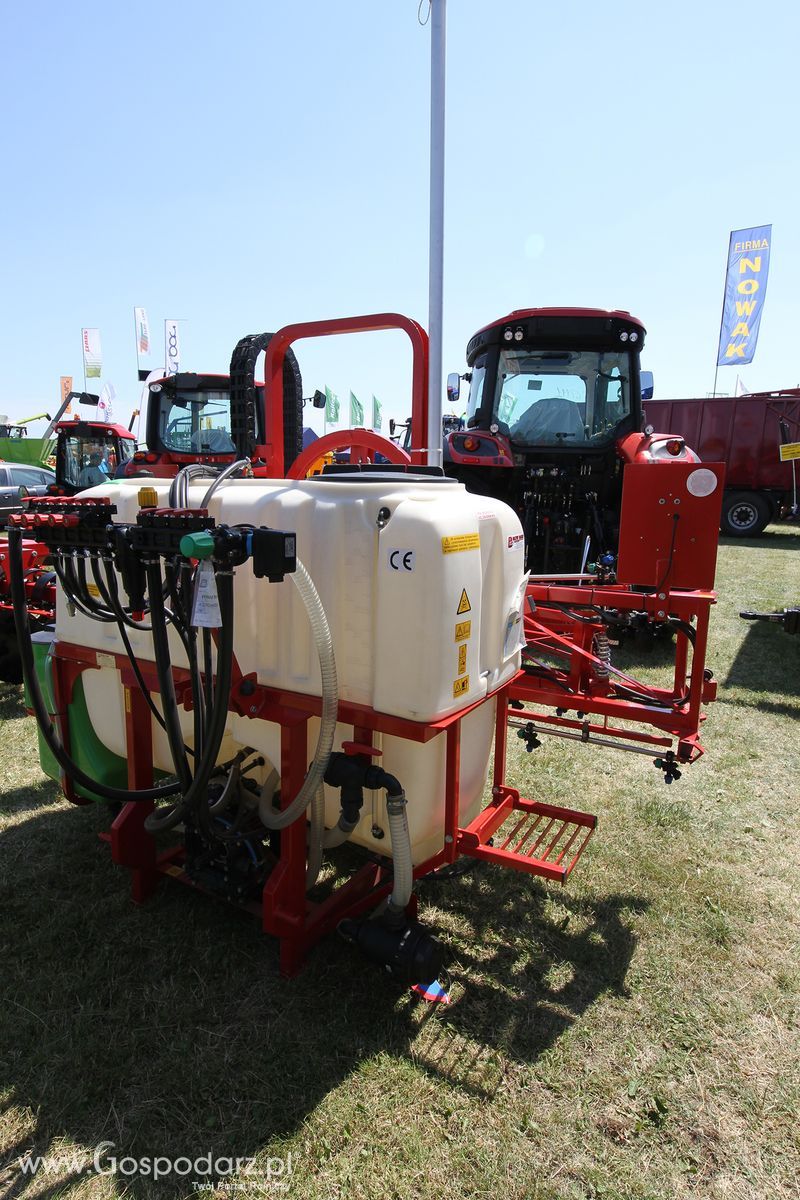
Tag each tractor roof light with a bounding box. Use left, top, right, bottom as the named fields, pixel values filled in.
left=619, top=331, right=629, bottom=342
left=514, top=327, right=524, bottom=342
left=629, top=331, right=638, bottom=343
left=503, top=328, right=514, bottom=342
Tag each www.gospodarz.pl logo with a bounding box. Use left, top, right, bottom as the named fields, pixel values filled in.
left=17, top=1142, right=294, bottom=1189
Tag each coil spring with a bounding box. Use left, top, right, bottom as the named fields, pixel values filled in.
left=593, top=629, right=611, bottom=678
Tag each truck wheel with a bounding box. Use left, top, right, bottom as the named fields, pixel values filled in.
left=720, top=492, right=771, bottom=537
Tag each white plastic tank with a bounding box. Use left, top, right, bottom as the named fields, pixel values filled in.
left=57, top=473, right=527, bottom=863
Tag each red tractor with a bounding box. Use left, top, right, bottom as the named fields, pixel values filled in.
left=52, top=417, right=136, bottom=492
left=0, top=416, right=136, bottom=681
left=445, top=308, right=698, bottom=577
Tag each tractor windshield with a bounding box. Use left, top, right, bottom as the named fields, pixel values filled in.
left=470, top=349, right=634, bottom=447
left=158, top=389, right=236, bottom=455
left=60, top=430, right=133, bottom=489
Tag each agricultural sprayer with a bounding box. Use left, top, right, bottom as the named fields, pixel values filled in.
left=8, top=313, right=725, bottom=983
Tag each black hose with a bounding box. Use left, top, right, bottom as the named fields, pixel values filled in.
left=7, top=527, right=182, bottom=803
left=102, top=558, right=154, bottom=632
left=202, top=627, right=215, bottom=729
left=145, top=559, right=192, bottom=792
left=75, top=554, right=116, bottom=620
left=144, top=569, right=236, bottom=834
left=52, top=556, right=116, bottom=624
left=174, top=560, right=205, bottom=759
left=88, top=555, right=171, bottom=738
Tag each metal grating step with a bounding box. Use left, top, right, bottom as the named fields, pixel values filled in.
left=458, top=792, right=596, bottom=883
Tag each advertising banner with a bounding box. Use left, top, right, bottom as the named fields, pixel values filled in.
left=60, top=375, right=73, bottom=416
left=134, top=307, right=150, bottom=356
left=164, top=318, right=181, bottom=377
left=81, top=328, right=102, bottom=378
left=716, top=225, right=772, bottom=366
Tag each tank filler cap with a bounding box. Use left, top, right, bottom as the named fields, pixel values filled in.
left=138, top=486, right=159, bottom=508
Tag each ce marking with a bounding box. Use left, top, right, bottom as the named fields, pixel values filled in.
left=388, top=549, right=415, bottom=572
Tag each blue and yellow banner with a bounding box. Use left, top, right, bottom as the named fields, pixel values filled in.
left=717, top=225, right=772, bottom=366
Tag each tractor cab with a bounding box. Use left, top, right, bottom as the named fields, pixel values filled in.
left=122, top=348, right=304, bottom=478
left=54, top=420, right=135, bottom=493
left=445, top=308, right=652, bottom=575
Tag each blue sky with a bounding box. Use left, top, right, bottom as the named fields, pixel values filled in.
left=1, top=0, right=798, bottom=439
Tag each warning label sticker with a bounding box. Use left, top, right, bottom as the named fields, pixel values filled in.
left=456, top=589, right=471, bottom=615
left=441, top=533, right=480, bottom=554
left=779, top=441, right=800, bottom=462
left=454, top=620, right=471, bottom=642
left=457, top=644, right=467, bottom=675
left=191, top=560, right=222, bottom=628
left=86, top=582, right=101, bottom=598
left=453, top=676, right=470, bottom=698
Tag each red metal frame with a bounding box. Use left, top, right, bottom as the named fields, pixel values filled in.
left=262, top=313, right=430, bottom=474
left=513, top=578, right=717, bottom=762
left=49, top=638, right=596, bottom=977
left=285, top=429, right=411, bottom=480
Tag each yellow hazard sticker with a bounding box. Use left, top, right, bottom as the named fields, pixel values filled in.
left=441, top=533, right=480, bottom=554
left=453, top=676, right=470, bottom=698
left=779, top=441, right=800, bottom=461
left=124, top=688, right=131, bottom=714
left=457, top=644, right=467, bottom=675
left=456, top=588, right=471, bottom=615
left=86, top=582, right=101, bottom=598
left=454, top=620, right=471, bottom=642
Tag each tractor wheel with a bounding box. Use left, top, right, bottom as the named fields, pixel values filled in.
left=720, top=491, right=771, bottom=537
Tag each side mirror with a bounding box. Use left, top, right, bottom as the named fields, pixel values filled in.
left=640, top=370, right=654, bottom=402
left=311, top=389, right=326, bottom=410
left=389, top=418, right=396, bottom=436
left=446, top=372, right=461, bottom=404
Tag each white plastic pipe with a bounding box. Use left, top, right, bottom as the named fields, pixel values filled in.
left=258, top=560, right=339, bottom=831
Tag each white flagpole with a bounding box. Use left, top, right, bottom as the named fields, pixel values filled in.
left=426, top=0, right=446, bottom=467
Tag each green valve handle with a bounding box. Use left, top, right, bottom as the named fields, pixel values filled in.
left=180, top=531, right=215, bottom=560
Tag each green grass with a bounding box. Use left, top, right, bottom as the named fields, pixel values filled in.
left=1, top=528, right=798, bottom=1200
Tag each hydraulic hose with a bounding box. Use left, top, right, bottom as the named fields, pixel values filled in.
left=169, top=463, right=215, bottom=509
left=322, top=813, right=359, bottom=849
left=88, top=554, right=171, bottom=738
left=305, top=782, right=326, bottom=891
left=101, top=559, right=154, bottom=632
left=258, top=559, right=338, bottom=830
left=145, top=559, right=192, bottom=791
left=200, top=459, right=250, bottom=510
left=385, top=785, right=413, bottom=916
left=6, top=527, right=182, bottom=803
left=144, top=569, right=236, bottom=833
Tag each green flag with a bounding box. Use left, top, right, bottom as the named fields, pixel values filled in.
left=350, top=391, right=364, bottom=425
left=325, top=386, right=339, bottom=423
left=372, top=394, right=382, bottom=431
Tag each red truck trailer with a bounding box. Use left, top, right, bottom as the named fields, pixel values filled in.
left=645, top=389, right=800, bottom=535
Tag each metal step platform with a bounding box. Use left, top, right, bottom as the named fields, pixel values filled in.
left=458, top=787, right=596, bottom=884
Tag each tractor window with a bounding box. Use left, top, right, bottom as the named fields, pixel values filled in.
left=60, top=432, right=130, bottom=488
left=493, top=349, right=633, bottom=447
left=466, top=355, right=486, bottom=423
left=158, top=389, right=236, bottom=455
